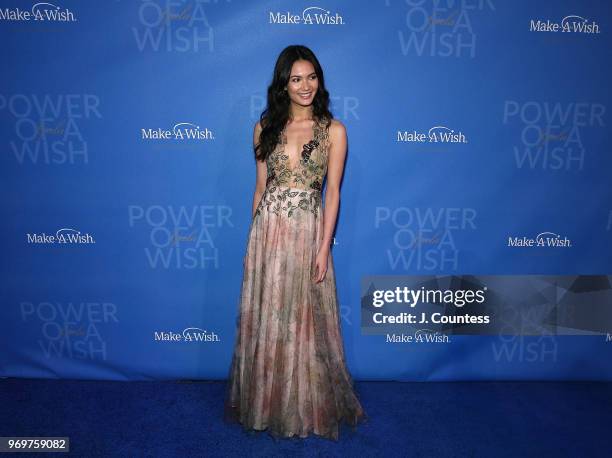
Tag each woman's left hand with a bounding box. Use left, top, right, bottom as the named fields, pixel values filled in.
left=313, top=246, right=329, bottom=283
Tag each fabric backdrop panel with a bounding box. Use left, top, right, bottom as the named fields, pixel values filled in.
left=1, top=0, right=611, bottom=380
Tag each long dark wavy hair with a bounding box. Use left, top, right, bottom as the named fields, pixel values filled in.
left=255, top=45, right=333, bottom=162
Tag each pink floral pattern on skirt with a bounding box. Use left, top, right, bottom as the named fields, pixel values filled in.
left=224, top=185, right=367, bottom=440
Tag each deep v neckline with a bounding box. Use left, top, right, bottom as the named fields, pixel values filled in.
left=279, top=118, right=319, bottom=172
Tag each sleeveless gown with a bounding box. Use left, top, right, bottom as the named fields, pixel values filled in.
left=224, top=116, right=366, bottom=440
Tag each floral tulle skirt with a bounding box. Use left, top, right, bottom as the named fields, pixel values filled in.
left=224, top=185, right=366, bottom=440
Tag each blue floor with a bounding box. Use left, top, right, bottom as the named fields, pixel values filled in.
left=1, top=378, right=611, bottom=457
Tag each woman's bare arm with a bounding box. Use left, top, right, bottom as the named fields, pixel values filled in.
left=320, top=119, right=347, bottom=248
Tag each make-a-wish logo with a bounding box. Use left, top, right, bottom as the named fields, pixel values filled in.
left=508, top=232, right=572, bottom=248
left=385, top=330, right=451, bottom=343
left=154, top=327, right=220, bottom=343
left=397, top=126, right=468, bottom=144
left=27, top=228, right=95, bottom=244
left=529, top=15, right=600, bottom=34
left=141, top=122, right=213, bottom=141
left=269, top=6, right=345, bottom=25
left=0, top=2, right=77, bottom=22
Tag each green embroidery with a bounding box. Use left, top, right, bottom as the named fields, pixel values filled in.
left=256, top=186, right=321, bottom=219
left=257, top=117, right=329, bottom=219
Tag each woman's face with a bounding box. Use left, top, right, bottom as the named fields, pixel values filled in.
left=286, top=59, right=318, bottom=108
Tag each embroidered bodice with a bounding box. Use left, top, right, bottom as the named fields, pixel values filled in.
left=255, top=116, right=330, bottom=219
left=265, top=117, right=330, bottom=192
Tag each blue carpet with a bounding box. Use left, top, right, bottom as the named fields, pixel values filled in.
left=1, top=378, right=611, bottom=457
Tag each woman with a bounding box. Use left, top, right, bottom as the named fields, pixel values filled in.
left=224, top=44, right=366, bottom=440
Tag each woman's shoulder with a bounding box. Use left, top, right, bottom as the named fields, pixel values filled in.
left=329, top=118, right=344, bottom=128
left=319, top=115, right=344, bottom=130
left=325, top=117, right=346, bottom=138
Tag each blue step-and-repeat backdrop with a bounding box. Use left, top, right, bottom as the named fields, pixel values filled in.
left=2, top=1, right=611, bottom=381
